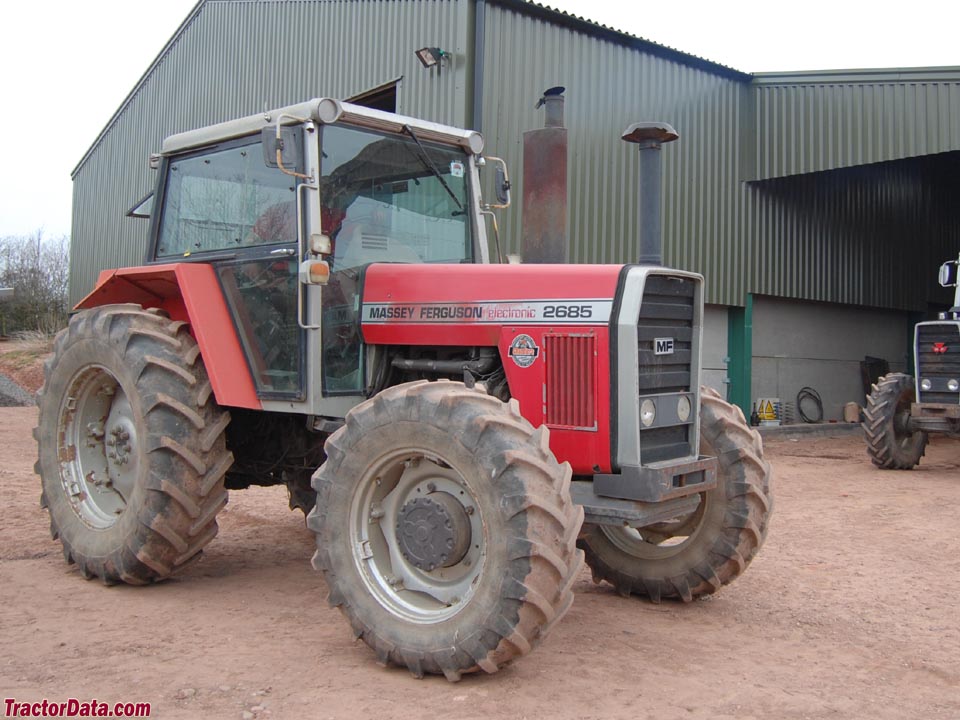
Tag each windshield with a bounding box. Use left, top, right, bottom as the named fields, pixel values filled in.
left=320, top=124, right=472, bottom=269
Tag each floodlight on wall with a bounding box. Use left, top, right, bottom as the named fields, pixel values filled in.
left=415, top=47, right=449, bottom=76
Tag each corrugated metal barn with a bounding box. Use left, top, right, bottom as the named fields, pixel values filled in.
left=69, top=0, right=960, bottom=418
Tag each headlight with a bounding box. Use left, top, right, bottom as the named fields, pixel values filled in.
left=677, top=396, right=691, bottom=422
left=640, top=399, right=656, bottom=427
left=921, top=378, right=932, bottom=391
left=949, top=379, right=959, bottom=392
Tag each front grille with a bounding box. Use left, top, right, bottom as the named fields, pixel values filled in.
left=637, top=275, right=694, bottom=393
left=544, top=334, right=597, bottom=429
left=917, top=323, right=960, bottom=404
left=638, top=425, right=690, bottom=463
left=637, top=274, right=696, bottom=463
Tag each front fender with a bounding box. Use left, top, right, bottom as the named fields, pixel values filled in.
left=76, top=263, right=260, bottom=410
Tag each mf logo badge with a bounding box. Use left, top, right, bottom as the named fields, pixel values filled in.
left=654, top=337, right=675, bottom=355
left=508, top=334, right=540, bottom=368
left=933, top=342, right=948, bottom=354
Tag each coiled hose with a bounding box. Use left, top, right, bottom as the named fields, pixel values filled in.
left=797, top=386, right=824, bottom=423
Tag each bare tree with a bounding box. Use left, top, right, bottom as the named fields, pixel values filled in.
left=0, top=231, right=69, bottom=336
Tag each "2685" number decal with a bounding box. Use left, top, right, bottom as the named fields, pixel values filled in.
left=543, top=304, right=593, bottom=319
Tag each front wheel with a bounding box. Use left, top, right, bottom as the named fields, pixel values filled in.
left=579, top=387, right=772, bottom=602
left=862, top=373, right=927, bottom=469
left=35, top=305, right=233, bottom=584
left=308, top=380, right=583, bottom=680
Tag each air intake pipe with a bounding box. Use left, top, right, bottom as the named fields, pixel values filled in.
left=621, top=122, right=679, bottom=265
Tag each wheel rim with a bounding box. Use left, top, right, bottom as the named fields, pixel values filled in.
left=600, top=493, right=708, bottom=560
left=349, top=448, right=485, bottom=624
left=58, top=365, right=140, bottom=529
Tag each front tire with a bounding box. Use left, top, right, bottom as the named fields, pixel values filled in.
left=308, top=380, right=583, bottom=680
left=579, top=387, right=772, bottom=602
left=862, top=373, right=927, bottom=469
left=35, top=304, right=233, bottom=584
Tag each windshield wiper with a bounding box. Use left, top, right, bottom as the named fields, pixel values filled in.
left=402, top=124, right=463, bottom=212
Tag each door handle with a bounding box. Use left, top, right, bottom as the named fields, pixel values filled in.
left=270, top=248, right=296, bottom=256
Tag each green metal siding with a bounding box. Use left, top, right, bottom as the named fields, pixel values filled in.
left=478, top=5, right=960, bottom=312
left=69, top=0, right=960, bottom=317
left=70, top=0, right=472, bottom=305
left=479, top=1, right=747, bottom=306
left=749, top=68, right=960, bottom=181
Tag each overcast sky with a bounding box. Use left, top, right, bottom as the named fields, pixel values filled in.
left=1, top=0, right=957, bottom=239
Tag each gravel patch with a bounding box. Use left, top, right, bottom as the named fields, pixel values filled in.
left=0, top=372, right=34, bottom=407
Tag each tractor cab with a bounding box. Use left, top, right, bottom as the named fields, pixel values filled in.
left=142, top=99, right=495, bottom=408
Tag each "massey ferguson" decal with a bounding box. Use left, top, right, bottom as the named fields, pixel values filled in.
left=508, top=335, right=540, bottom=368
left=362, top=300, right=613, bottom=325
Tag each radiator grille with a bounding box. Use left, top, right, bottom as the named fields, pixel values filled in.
left=637, top=275, right=694, bottom=393
left=545, top=334, right=597, bottom=429
left=637, top=274, right=695, bottom=462
left=917, top=323, right=960, bottom=404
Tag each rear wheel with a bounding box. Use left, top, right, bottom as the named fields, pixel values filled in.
left=35, top=304, right=233, bottom=584
left=308, top=380, right=583, bottom=680
left=579, top=387, right=772, bottom=602
left=862, top=373, right=927, bottom=469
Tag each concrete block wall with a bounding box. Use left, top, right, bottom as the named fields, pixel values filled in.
left=702, top=305, right=729, bottom=399
left=751, top=296, right=909, bottom=422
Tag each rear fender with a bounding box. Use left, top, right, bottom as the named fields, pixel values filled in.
left=75, top=264, right=261, bottom=409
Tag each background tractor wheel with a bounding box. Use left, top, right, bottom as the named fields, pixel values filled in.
left=862, top=373, right=927, bottom=469
left=579, top=387, right=772, bottom=602
left=308, top=380, right=583, bottom=680
left=35, top=304, right=233, bottom=584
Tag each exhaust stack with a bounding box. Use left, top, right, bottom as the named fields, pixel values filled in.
left=621, top=122, right=679, bottom=265
left=521, top=87, right=568, bottom=263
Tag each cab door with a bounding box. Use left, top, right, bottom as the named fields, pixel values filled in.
left=153, top=134, right=305, bottom=399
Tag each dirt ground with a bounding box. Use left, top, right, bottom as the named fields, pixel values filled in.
left=2, top=407, right=959, bottom=720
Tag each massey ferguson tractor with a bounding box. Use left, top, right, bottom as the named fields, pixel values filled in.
left=864, top=255, right=960, bottom=468
left=36, top=98, right=772, bottom=680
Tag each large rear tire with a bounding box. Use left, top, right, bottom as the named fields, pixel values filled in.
left=308, top=380, right=583, bottom=680
left=579, top=387, right=772, bottom=602
left=35, top=304, right=233, bottom=584
left=862, top=372, right=927, bottom=469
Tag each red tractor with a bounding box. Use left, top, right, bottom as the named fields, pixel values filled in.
left=36, top=99, right=771, bottom=680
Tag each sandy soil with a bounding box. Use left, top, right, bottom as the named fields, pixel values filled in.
left=2, top=407, right=959, bottom=719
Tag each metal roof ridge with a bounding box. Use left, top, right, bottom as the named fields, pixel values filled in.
left=491, top=0, right=751, bottom=80
left=752, top=65, right=960, bottom=85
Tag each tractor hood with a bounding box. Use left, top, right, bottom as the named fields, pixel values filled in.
left=359, top=263, right=624, bottom=346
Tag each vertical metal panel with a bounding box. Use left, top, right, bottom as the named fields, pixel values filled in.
left=544, top=334, right=596, bottom=429
left=742, top=152, right=960, bottom=311
left=70, top=0, right=471, bottom=305
left=750, top=70, right=960, bottom=181
left=479, top=2, right=747, bottom=306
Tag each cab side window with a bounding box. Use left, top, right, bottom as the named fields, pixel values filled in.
left=156, top=139, right=298, bottom=258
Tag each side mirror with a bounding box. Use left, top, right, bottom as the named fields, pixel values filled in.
left=261, top=126, right=303, bottom=172
left=939, top=260, right=958, bottom=288
left=495, top=164, right=511, bottom=206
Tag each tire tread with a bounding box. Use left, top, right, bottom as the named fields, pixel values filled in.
left=308, top=380, right=582, bottom=680
left=35, top=304, right=232, bottom=585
